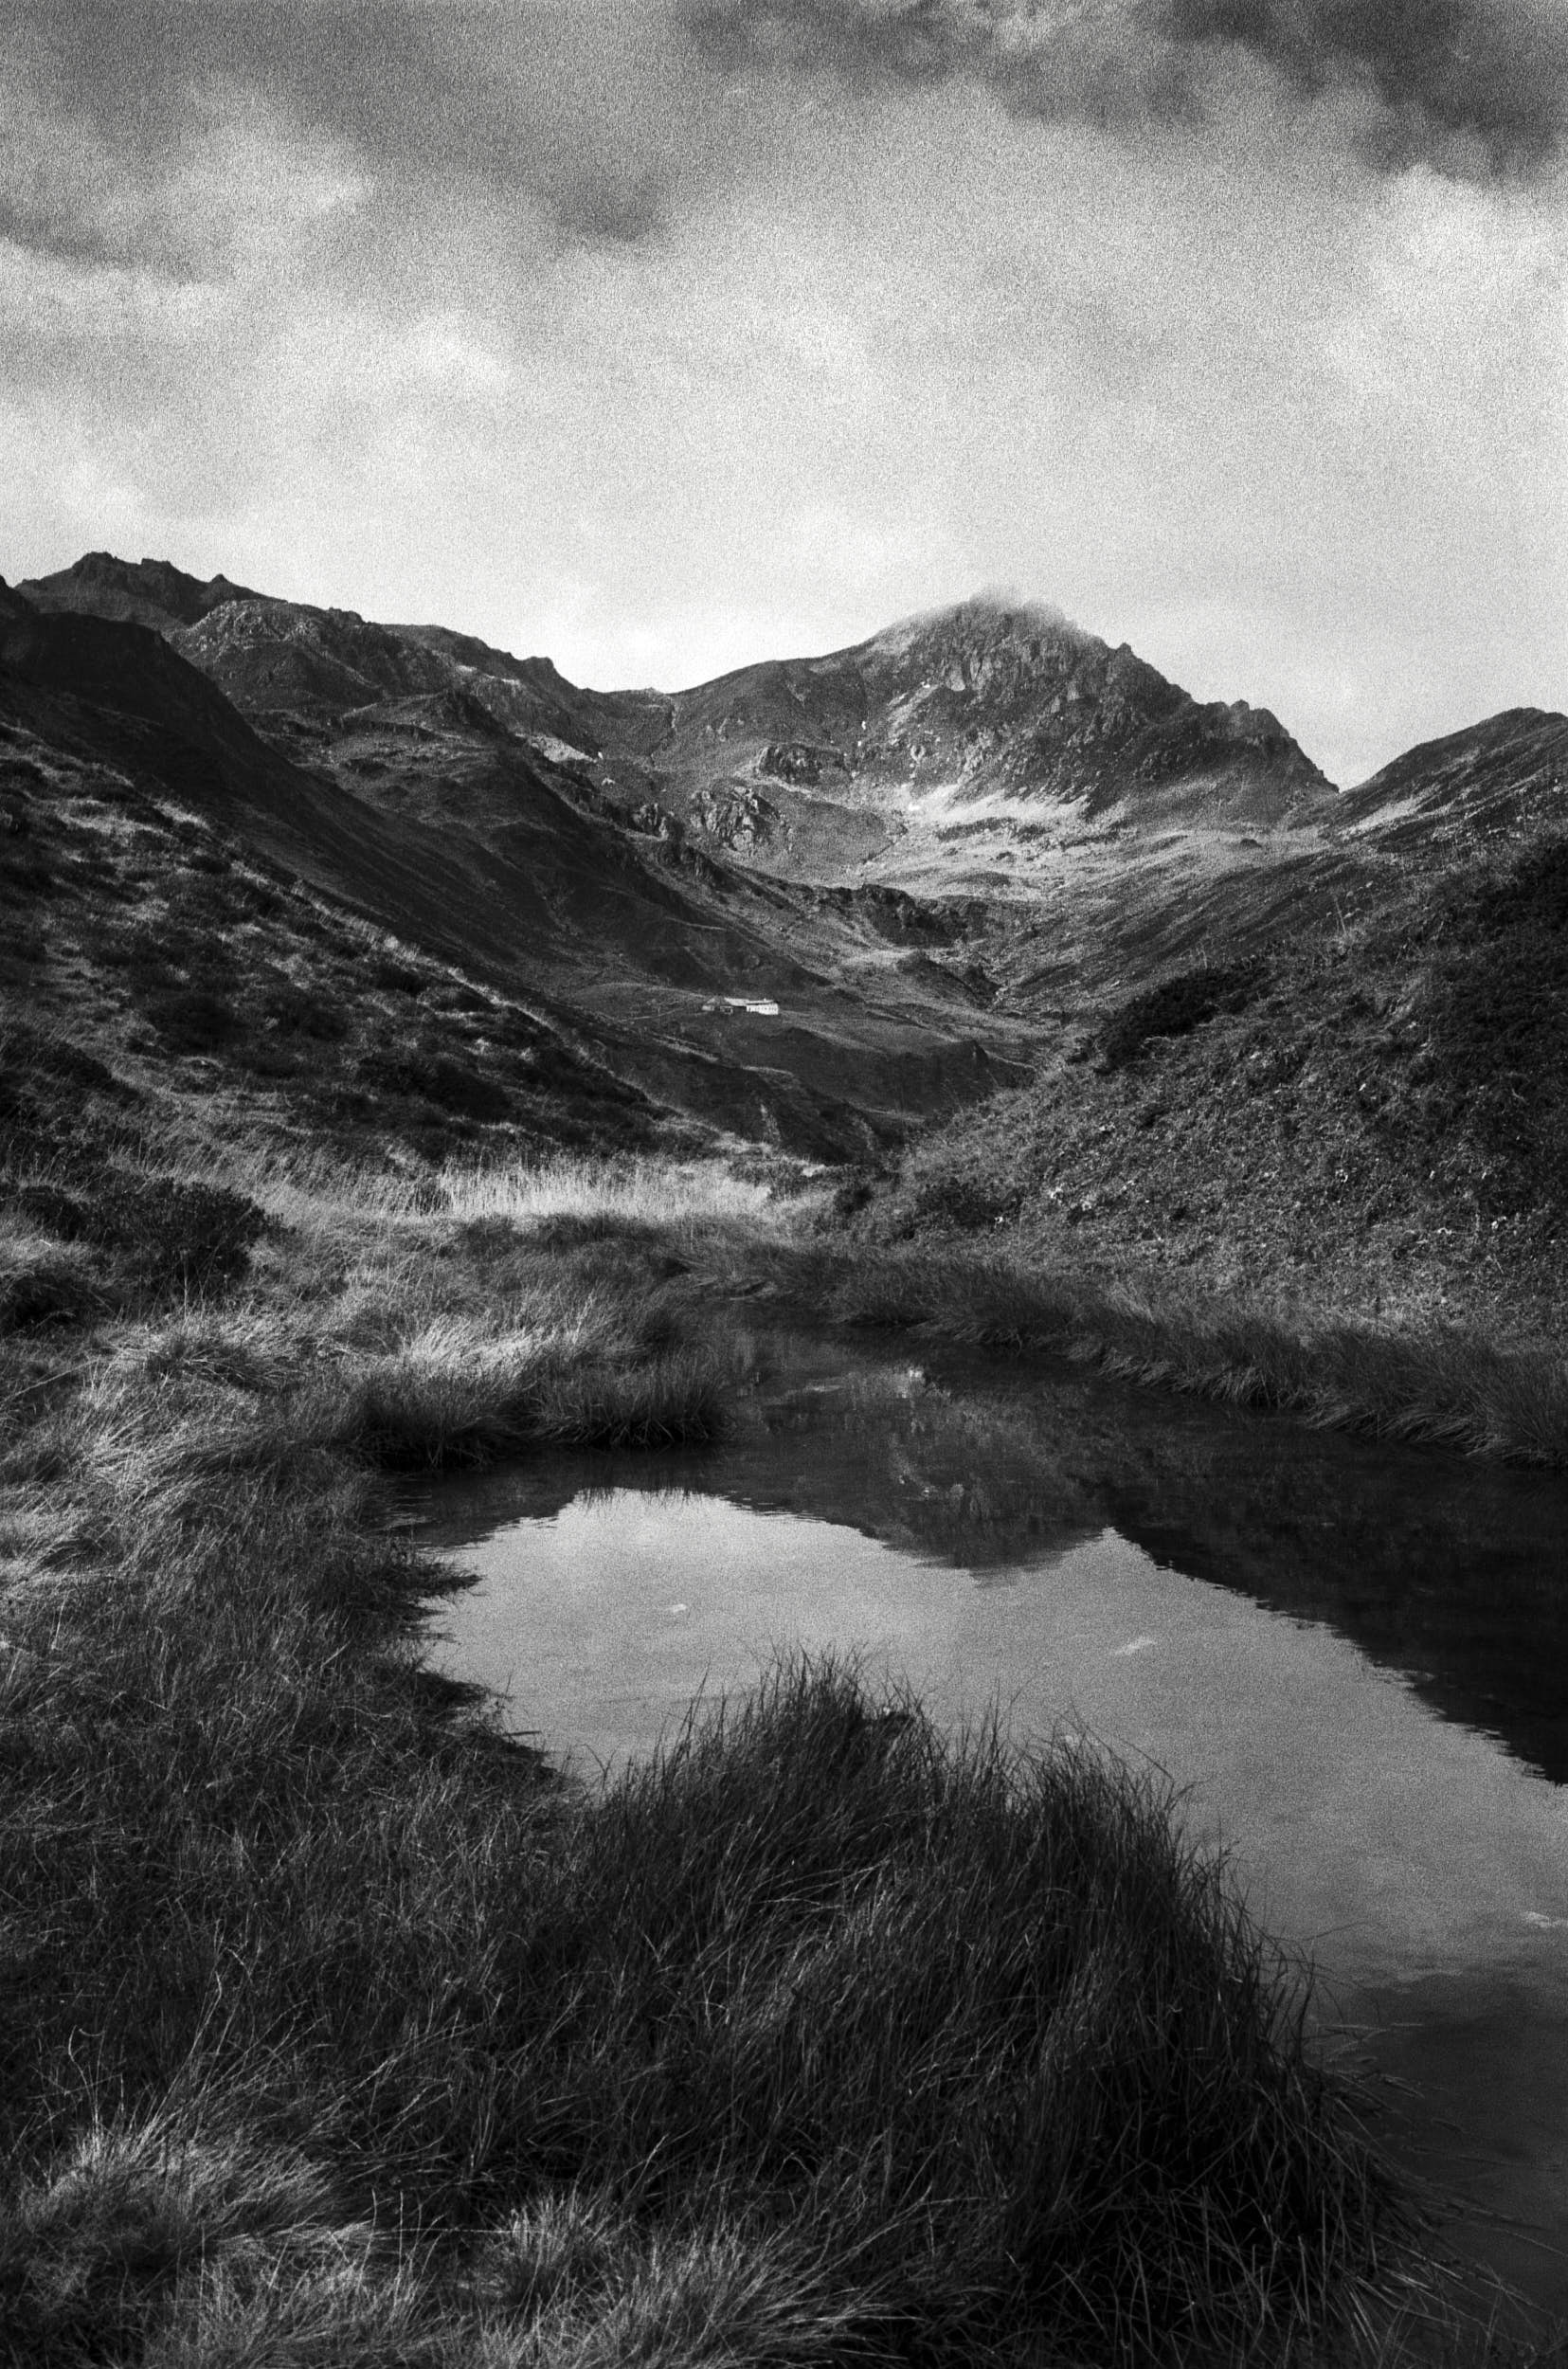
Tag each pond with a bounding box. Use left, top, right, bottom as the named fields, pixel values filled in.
left=405, top=1327, right=1568, bottom=2318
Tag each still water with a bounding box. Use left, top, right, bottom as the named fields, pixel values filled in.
left=408, top=1329, right=1568, bottom=2316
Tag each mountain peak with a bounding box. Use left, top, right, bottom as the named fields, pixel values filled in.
left=864, top=591, right=1093, bottom=668
left=20, top=551, right=262, bottom=633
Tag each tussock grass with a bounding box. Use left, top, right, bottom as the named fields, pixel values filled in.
left=310, top=1314, right=727, bottom=1465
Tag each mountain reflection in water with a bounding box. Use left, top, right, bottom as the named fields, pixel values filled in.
left=415, top=1329, right=1568, bottom=1782
left=408, top=1329, right=1568, bottom=2317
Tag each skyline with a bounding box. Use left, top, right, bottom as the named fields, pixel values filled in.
left=4, top=0, right=1566, bottom=787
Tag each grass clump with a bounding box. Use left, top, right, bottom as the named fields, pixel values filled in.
left=311, top=1309, right=726, bottom=1466
left=508, top=1661, right=1408, bottom=2366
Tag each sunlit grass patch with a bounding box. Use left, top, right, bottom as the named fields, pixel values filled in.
left=0, top=2113, right=366, bottom=2366
left=441, top=1153, right=776, bottom=1230
left=309, top=1308, right=729, bottom=1467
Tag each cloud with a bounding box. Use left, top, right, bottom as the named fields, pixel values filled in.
left=9, top=0, right=1560, bottom=294
left=0, top=1, right=707, bottom=270
left=683, top=0, right=1568, bottom=175
left=1166, top=0, right=1568, bottom=172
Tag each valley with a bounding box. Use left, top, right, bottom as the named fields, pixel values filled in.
left=8, top=549, right=1568, bottom=1347
left=5, top=550, right=1568, bottom=2366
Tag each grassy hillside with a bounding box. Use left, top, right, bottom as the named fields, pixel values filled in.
left=0, top=704, right=690, bottom=1192
left=876, top=821, right=1568, bottom=1343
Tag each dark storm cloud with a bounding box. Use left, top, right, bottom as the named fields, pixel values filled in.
left=2, top=1, right=685, bottom=269
left=684, top=0, right=1568, bottom=174
left=1165, top=0, right=1568, bottom=171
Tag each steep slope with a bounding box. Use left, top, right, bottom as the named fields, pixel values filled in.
left=0, top=684, right=669, bottom=1178
left=0, top=580, right=1027, bottom=1153
left=877, top=732, right=1568, bottom=1334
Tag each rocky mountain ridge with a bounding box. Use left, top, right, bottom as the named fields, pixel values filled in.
left=0, top=567, right=1036, bottom=1155
left=18, top=562, right=1336, bottom=882
left=9, top=551, right=1568, bottom=1169
left=636, top=599, right=1337, bottom=881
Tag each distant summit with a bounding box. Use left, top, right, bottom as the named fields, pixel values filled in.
left=21, top=552, right=261, bottom=634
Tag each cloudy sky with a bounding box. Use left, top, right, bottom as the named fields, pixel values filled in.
left=3, top=0, right=1565, bottom=783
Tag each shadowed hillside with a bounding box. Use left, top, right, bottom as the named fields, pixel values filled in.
left=874, top=797, right=1568, bottom=1334
left=2, top=574, right=1030, bottom=1157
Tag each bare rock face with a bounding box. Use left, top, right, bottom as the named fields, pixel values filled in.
left=690, top=785, right=783, bottom=851
left=632, top=596, right=1337, bottom=876
left=843, top=599, right=1333, bottom=823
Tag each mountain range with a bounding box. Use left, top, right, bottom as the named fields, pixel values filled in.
left=5, top=549, right=1567, bottom=1165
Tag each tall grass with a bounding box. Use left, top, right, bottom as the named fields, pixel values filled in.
left=134, top=1145, right=779, bottom=1235
left=0, top=1324, right=1429, bottom=2367
left=441, top=1152, right=776, bottom=1228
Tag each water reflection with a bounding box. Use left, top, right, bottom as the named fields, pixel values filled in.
left=420, top=1331, right=1568, bottom=1781
left=407, top=1329, right=1568, bottom=2315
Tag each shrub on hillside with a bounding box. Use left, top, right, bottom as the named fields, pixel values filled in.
left=140, top=988, right=241, bottom=1056
left=85, top=1176, right=268, bottom=1293
left=10, top=1184, right=88, bottom=1240
left=0, top=1231, right=98, bottom=1330
left=94, top=925, right=179, bottom=986
left=260, top=982, right=350, bottom=1041
left=427, top=981, right=491, bottom=1015
left=0, top=1027, right=118, bottom=1098
left=905, top=1166, right=1025, bottom=1232
left=356, top=1049, right=513, bottom=1124
left=367, top=953, right=426, bottom=994
left=1097, top=963, right=1262, bottom=1070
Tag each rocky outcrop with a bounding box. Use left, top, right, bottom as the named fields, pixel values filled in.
left=690, top=786, right=783, bottom=851
left=760, top=741, right=851, bottom=785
